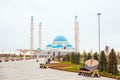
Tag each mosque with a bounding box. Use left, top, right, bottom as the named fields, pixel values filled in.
left=45, top=35, right=74, bottom=56
left=29, top=16, right=79, bottom=57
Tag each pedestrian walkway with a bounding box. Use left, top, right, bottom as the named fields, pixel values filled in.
left=0, top=58, right=115, bottom=80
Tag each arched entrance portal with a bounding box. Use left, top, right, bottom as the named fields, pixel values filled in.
left=53, top=52, right=55, bottom=56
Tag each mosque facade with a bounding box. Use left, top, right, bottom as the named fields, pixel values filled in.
left=45, top=35, right=75, bottom=56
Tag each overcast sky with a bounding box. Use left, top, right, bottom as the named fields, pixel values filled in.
left=0, top=0, right=120, bottom=52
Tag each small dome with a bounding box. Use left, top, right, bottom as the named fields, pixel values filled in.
left=72, top=48, right=75, bottom=50
left=36, top=48, right=41, bottom=50
left=47, top=44, right=52, bottom=47
left=53, top=35, right=67, bottom=42
left=56, top=44, right=63, bottom=48
left=52, top=46, right=58, bottom=48
left=66, top=44, right=72, bottom=47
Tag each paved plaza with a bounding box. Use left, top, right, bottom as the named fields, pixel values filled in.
left=0, top=58, right=115, bottom=80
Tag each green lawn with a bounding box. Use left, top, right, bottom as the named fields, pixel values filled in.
left=61, top=61, right=74, bottom=65
left=65, top=66, right=79, bottom=71
left=115, top=72, right=120, bottom=76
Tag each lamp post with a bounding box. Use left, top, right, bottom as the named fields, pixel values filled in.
left=97, top=13, right=101, bottom=58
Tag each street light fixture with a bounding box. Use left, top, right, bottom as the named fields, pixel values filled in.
left=97, top=13, right=101, bottom=58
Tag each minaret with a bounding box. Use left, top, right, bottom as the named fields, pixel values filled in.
left=30, top=16, right=34, bottom=51
left=39, top=22, right=42, bottom=49
left=74, top=16, right=79, bottom=53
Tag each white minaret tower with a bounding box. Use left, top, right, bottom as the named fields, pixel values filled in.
left=30, top=16, right=34, bottom=51
left=38, top=22, right=42, bottom=49
left=74, top=16, right=79, bottom=53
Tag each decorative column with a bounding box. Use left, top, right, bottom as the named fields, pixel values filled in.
left=74, top=16, right=79, bottom=53
left=39, top=22, right=42, bottom=49
left=30, top=16, right=34, bottom=54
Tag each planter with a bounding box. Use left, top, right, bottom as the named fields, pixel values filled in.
left=0, top=60, right=2, bottom=62
left=4, top=59, right=9, bottom=62
left=11, top=59, right=15, bottom=61
left=16, top=58, right=19, bottom=61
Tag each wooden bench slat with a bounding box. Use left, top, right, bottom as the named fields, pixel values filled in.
left=79, top=70, right=91, bottom=73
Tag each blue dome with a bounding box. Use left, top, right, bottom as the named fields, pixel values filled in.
left=56, top=44, right=63, bottom=48
left=66, top=44, right=72, bottom=47
left=72, top=48, right=75, bottom=50
left=52, top=46, right=58, bottom=48
left=53, top=35, right=67, bottom=42
left=47, top=44, right=52, bottom=47
left=36, top=48, right=41, bottom=50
